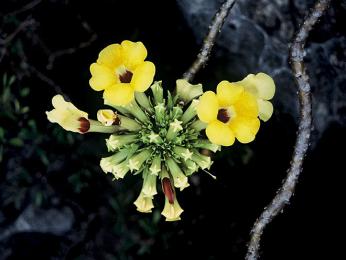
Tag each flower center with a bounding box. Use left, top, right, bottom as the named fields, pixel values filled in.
left=119, top=70, right=133, bottom=83
left=78, top=117, right=90, bottom=133
left=217, top=108, right=231, bottom=123
left=116, top=65, right=133, bottom=83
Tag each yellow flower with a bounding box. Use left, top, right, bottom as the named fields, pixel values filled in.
left=97, top=109, right=119, bottom=126
left=236, top=72, right=275, bottom=122
left=134, top=192, right=154, bottom=213
left=46, top=95, right=90, bottom=133
left=197, top=82, right=260, bottom=146
left=162, top=196, right=184, bottom=221
left=46, top=95, right=119, bottom=134
left=161, top=177, right=183, bottom=221
left=89, top=40, right=156, bottom=106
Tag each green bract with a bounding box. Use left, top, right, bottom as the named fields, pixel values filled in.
left=102, top=80, right=219, bottom=221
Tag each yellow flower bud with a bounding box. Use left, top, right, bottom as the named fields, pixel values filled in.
left=97, top=109, right=119, bottom=126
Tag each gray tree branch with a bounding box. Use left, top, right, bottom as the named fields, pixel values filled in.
left=246, top=1, right=331, bottom=259
left=182, top=0, right=236, bottom=82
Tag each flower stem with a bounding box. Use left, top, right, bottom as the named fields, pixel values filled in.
left=88, top=120, right=120, bottom=133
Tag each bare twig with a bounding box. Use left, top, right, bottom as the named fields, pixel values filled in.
left=46, top=33, right=97, bottom=70
left=182, top=0, right=236, bottom=82
left=18, top=49, right=67, bottom=98
left=0, top=19, right=35, bottom=46
left=4, top=0, right=42, bottom=17
left=0, top=18, right=35, bottom=64
left=46, top=15, right=97, bottom=70
left=246, top=1, right=331, bottom=259
left=28, top=64, right=66, bottom=97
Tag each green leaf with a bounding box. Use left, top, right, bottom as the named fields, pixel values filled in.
left=0, top=127, right=5, bottom=141
left=9, top=137, right=24, bottom=147
left=20, top=87, right=30, bottom=97
left=109, top=197, right=121, bottom=212
left=9, top=75, right=16, bottom=86
left=21, top=106, right=29, bottom=114
left=167, top=91, right=173, bottom=110
left=28, top=119, right=37, bottom=131
left=37, top=149, right=49, bottom=166
left=14, top=99, right=21, bottom=113
left=35, top=191, right=43, bottom=207
left=152, top=209, right=161, bottom=224
left=2, top=73, right=7, bottom=87
left=2, top=86, right=11, bottom=103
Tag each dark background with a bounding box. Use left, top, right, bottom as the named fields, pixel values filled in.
left=0, top=0, right=345, bottom=259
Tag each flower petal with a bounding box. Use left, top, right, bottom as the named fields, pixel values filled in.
left=258, top=99, right=274, bottom=122
left=89, top=63, right=116, bottom=91
left=97, top=109, right=118, bottom=126
left=134, top=192, right=154, bottom=213
left=46, top=109, right=67, bottom=125
left=51, top=95, right=70, bottom=110
left=97, top=44, right=122, bottom=69
left=233, top=91, right=259, bottom=117
left=162, top=196, right=184, bottom=221
left=254, top=73, right=275, bottom=100
left=131, top=61, right=155, bottom=92
left=51, top=95, right=88, bottom=118
left=196, top=91, right=218, bottom=123
left=121, top=40, right=147, bottom=69
left=103, top=83, right=134, bottom=106
left=216, top=80, right=244, bottom=107
left=206, top=120, right=235, bottom=146
left=238, top=73, right=275, bottom=100
left=46, top=95, right=88, bottom=133
left=229, top=117, right=260, bottom=143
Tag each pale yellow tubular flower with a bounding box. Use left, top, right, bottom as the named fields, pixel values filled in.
left=97, top=109, right=119, bottom=126
left=100, top=150, right=128, bottom=174
left=175, top=79, right=203, bottom=104
left=191, top=152, right=212, bottom=170
left=46, top=95, right=119, bottom=134
left=127, top=149, right=152, bottom=172
left=149, top=155, right=161, bottom=176
left=160, top=171, right=183, bottom=221
left=112, top=161, right=130, bottom=179
left=166, top=158, right=189, bottom=191
left=46, top=95, right=89, bottom=133
left=141, top=170, right=158, bottom=197
left=162, top=196, right=184, bottom=221
left=106, top=134, right=138, bottom=151
left=134, top=192, right=154, bottom=213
